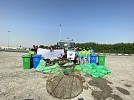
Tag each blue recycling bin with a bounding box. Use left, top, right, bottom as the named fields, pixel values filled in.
left=32, top=54, right=42, bottom=69
left=90, top=54, right=97, bottom=64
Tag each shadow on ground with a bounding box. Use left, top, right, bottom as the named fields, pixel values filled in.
left=88, top=78, right=130, bottom=100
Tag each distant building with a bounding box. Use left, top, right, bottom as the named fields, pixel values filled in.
left=0, top=45, right=20, bottom=50
left=58, top=39, right=75, bottom=48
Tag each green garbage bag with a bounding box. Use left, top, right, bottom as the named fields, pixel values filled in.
left=43, top=67, right=63, bottom=74
left=43, top=63, right=59, bottom=70
left=51, top=68, right=63, bottom=74
left=63, top=62, right=74, bottom=66
left=43, top=69, right=52, bottom=73
left=81, top=63, right=111, bottom=78
left=43, top=63, right=60, bottom=73
left=36, top=60, right=46, bottom=71
left=74, top=65, right=81, bottom=71
left=92, top=72, right=100, bottom=78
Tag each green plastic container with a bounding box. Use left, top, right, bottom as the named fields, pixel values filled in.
left=22, top=54, right=32, bottom=69
left=98, top=54, right=105, bottom=66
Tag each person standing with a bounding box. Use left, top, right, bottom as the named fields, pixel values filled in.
left=82, top=48, right=87, bottom=64
left=90, top=47, right=94, bottom=54
left=78, top=48, right=82, bottom=64
left=85, top=48, right=90, bottom=63
left=32, top=45, right=38, bottom=54
left=35, top=45, right=38, bottom=54
left=29, top=48, right=34, bottom=55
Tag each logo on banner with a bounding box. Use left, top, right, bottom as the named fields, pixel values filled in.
left=69, top=53, right=73, bottom=56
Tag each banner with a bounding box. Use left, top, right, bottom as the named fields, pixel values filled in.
left=37, top=48, right=64, bottom=59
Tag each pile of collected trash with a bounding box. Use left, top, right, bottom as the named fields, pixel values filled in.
left=74, top=63, right=111, bottom=77
left=36, top=60, right=111, bottom=78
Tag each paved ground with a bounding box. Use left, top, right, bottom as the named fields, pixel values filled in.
left=0, top=51, right=134, bottom=100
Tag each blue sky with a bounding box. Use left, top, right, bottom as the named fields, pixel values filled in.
left=0, top=0, right=134, bottom=47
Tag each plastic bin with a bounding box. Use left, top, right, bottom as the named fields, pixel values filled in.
left=32, top=54, right=42, bottom=69
left=90, top=54, right=97, bottom=64
left=22, top=54, right=32, bottom=69
left=98, top=54, right=105, bottom=65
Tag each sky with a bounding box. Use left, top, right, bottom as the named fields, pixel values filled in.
left=0, top=0, right=134, bottom=48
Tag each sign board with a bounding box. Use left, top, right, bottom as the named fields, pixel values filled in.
left=67, top=51, right=75, bottom=60
left=37, top=48, right=64, bottom=59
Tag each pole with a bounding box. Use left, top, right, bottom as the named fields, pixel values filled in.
left=59, top=24, right=61, bottom=42
left=67, top=36, right=70, bottom=48
left=8, top=31, right=10, bottom=50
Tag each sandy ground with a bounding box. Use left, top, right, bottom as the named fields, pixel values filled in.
left=0, top=51, right=134, bottom=100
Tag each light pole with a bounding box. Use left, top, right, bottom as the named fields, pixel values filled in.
left=59, top=24, right=61, bottom=42
left=8, top=31, right=10, bottom=50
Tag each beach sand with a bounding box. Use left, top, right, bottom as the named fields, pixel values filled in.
left=0, top=51, right=134, bottom=100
